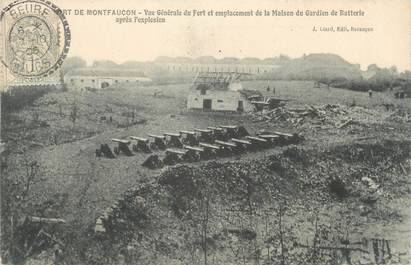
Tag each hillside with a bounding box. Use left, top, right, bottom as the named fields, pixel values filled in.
left=270, top=53, right=363, bottom=81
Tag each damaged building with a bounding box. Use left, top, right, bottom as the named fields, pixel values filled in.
left=187, top=72, right=256, bottom=112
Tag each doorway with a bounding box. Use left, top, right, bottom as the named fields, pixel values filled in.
left=203, top=99, right=212, bottom=110
left=237, top=100, right=244, bottom=112
left=101, top=82, right=110, bottom=89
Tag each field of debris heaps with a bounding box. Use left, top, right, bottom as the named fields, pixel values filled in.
left=2, top=80, right=411, bottom=265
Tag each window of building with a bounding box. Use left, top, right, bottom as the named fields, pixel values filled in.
left=194, top=98, right=198, bottom=101
left=217, top=99, right=223, bottom=103
left=70, top=79, right=74, bottom=82
left=115, top=80, right=118, bottom=83
left=92, top=79, right=95, bottom=82
left=200, top=89, right=207, bottom=95
left=80, top=79, right=84, bottom=82
left=126, top=80, right=129, bottom=82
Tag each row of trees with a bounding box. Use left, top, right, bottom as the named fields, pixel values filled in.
left=333, top=64, right=411, bottom=92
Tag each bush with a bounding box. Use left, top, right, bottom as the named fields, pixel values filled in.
left=1, top=85, right=55, bottom=113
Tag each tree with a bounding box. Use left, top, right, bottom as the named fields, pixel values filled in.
left=69, top=104, right=79, bottom=128
left=32, top=107, right=40, bottom=123
left=389, top=66, right=398, bottom=75
left=58, top=104, right=63, bottom=117
left=278, top=54, right=291, bottom=61
left=400, top=70, right=411, bottom=80
left=200, top=195, right=210, bottom=265
left=367, top=64, right=379, bottom=72
left=61, top=57, right=87, bottom=76
left=1, top=155, right=43, bottom=263
left=60, top=57, right=87, bottom=86
left=91, top=60, right=119, bottom=68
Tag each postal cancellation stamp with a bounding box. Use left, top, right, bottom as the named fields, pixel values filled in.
left=0, top=0, right=70, bottom=78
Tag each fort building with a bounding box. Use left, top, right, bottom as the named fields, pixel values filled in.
left=64, top=68, right=151, bottom=91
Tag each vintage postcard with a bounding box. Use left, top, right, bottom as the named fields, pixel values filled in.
left=0, top=0, right=410, bottom=264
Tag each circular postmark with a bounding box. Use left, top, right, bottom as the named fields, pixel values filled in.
left=0, top=0, right=70, bottom=78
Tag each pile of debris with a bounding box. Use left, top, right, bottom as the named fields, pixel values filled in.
left=95, top=190, right=147, bottom=234
left=387, top=109, right=410, bottom=123
left=251, top=104, right=406, bottom=128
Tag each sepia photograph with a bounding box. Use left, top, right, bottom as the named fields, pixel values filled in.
left=0, top=0, right=410, bottom=264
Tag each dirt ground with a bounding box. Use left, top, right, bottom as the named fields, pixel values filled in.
left=2, top=80, right=410, bottom=265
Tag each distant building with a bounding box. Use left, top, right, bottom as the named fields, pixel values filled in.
left=153, top=56, right=281, bottom=74
left=64, top=68, right=151, bottom=91
left=158, top=63, right=278, bottom=74
left=187, top=72, right=255, bottom=112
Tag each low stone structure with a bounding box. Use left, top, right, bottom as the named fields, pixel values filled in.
left=64, top=68, right=151, bottom=91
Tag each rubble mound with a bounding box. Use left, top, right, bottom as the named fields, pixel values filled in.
left=251, top=104, right=410, bottom=128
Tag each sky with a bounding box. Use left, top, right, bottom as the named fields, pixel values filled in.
left=9, top=0, right=411, bottom=70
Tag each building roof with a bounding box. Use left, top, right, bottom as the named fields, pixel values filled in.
left=66, top=68, right=147, bottom=78
left=193, top=72, right=240, bottom=83
left=238, top=89, right=263, bottom=99
left=192, top=72, right=241, bottom=91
